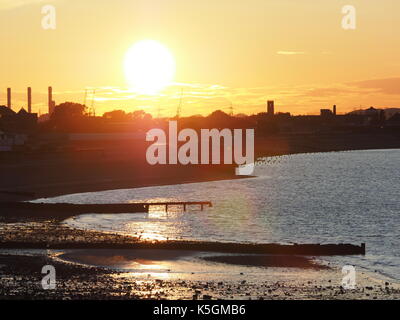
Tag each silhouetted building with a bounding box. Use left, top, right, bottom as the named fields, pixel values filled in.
left=267, top=100, right=274, bottom=116
left=364, top=107, right=379, bottom=116
left=7, top=88, right=11, bottom=108
left=27, top=87, right=32, bottom=113
left=48, top=86, right=55, bottom=115
left=0, top=106, right=37, bottom=134
left=387, top=113, right=400, bottom=126
left=0, top=131, right=28, bottom=152
left=0, top=105, right=15, bottom=118
left=320, top=109, right=333, bottom=117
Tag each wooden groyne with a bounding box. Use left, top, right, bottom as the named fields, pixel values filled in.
left=0, top=191, right=36, bottom=197
left=121, top=241, right=366, bottom=256
left=0, top=201, right=212, bottom=219
left=0, top=240, right=366, bottom=255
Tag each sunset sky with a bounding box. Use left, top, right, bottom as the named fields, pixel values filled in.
left=1, top=0, right=400, bottom=116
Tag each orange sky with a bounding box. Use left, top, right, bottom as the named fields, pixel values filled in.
left=1, top=0, right=400, bottom=116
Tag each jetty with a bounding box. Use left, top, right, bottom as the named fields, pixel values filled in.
left=0, top=201, right=212, bottom=219
left=143, top=201, right=212, bottom=212
left=0, top=200, right=365, bottom=256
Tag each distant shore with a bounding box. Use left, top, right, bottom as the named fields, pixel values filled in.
left=1, top=132, right=400, bottom=202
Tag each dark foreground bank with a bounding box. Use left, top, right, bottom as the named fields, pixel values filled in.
left=1, top=132, right=400, bottom=201
left=1, top=251, right=399, bottom=300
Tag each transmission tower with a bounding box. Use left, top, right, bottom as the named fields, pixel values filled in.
left=83, top=88, right=96, bottom=116
left=83, top=89, right=88, bottom=107
left=157, top=105, right=161, bottom=119
left=176, top=88, right=183, bottom=118
left=90, top=89, right=96, bottom=116
left=229, top=101, right=234, bottom=116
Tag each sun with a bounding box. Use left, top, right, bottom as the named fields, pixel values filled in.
left=124, top=40, right=175, bottom=95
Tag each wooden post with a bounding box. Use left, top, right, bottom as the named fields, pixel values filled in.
left=200, top=204, right=204, bottom=211
left=183, top=204, right=186, bottom=211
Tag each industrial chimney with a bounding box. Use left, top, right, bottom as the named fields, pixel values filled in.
left=333, top=105, right=337, bottom=116
left=27, top=87, right=32, bottom=113
left=7, top=88, right=11, bottom=108
left=48, top=86, right=54, bottom=115
left=267, top=100, right=275, bottom=116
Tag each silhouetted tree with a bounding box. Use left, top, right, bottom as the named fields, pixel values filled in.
left=48, top=102, right=88, bottom=132
left=131, top=110, right=148, bottom=120
left=206, top=110, right=233, bottom=128
left=51, top=102, right=87, bottom=121
left=208, top=110, right=230, bottom=120
left=103, top=110, right=130, bottom=122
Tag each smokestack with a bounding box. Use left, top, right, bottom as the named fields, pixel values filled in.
left=333, top=105, right=337, bottom=115
left=48, top=86, right=53, bottom=115
left=267, top=100, right=275, bottom=116
left=7, top=88, right=11, bottom=108
left=27, top=87, right=32, bottom=113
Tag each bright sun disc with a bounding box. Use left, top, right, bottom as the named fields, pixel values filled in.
left=124, top=40, right=175, bottom=95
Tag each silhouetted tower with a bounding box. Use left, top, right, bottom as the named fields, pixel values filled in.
left=48, top=86, right=55, bottom=115
left=157, top=106, right=161, bottom=119
left=267, top=100, right=274, bottom=116
left=229, top=102, right=234, bottom=116
left=7, top=88, right=11, bottom=108
left=90, top=89, right=96, bottom=116
left=333, top=104, right=337, bottom=115
left=176, top=88, right=183, bottom=118
left=27, top=87, right=32, bottom=113
left=83, top=89, right=88, bottom=107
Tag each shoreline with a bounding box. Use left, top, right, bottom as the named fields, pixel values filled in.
left=1, top=145, right=400, bottom=299
left=1, top=146, right=398, bottom=203
left=1, top=132, right=400, bottom=201
left=0, top=167, right=243, bottom=202
left=1, top=249, right=399, bottom=300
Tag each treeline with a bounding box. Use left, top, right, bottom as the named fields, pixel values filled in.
left=39, top=102, right=259, bottom=133
left=38, top=101, right=399, bottom=135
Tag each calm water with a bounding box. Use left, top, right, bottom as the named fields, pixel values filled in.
left=36, top=149, right=400, bottom=281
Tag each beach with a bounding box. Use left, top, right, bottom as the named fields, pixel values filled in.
left=1, top=135, right=400, bottom=300
left=1, top=212, right=398, bottom=300
left=1, top=248, right=399, bottom=300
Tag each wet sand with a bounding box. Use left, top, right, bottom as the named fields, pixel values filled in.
left=59, top=249, right=197, bottom=267
left=201, top=255, right=328, bottom=269
left=1, top=250, right=399, bottom=300
left=1, top=138, right=400, bottom=299
left=0, top=219, right=399, bottom=300
left=58, top=249, right=327, bottom=270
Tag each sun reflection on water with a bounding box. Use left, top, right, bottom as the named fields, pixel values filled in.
left=125, top=197, right=200, bottom=241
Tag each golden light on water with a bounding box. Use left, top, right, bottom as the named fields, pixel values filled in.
left=124, top=40, right=175, bottom=95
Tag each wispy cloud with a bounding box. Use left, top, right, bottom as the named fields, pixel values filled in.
left=277, top=51, right=306, bottom=55
left=0, top=0, right=47, bottom=10
left=349, top=77, right=400, bottom=95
